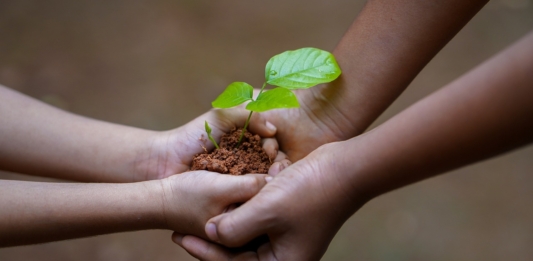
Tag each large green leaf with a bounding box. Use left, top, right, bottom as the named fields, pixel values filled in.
left=246, top=87, right=299, bottom=112
left=212, top=82, right=254, bottom=108
left=265, top=47, right=341, bottom=90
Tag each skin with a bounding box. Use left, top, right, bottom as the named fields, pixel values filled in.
left=174, top=0, right=515, bottom=258
left=261, top=0, right=488, bottom=161
left=0, top=84, right=290, bottom=246
left=0, top=85, right=286, bottom=182
left=0, top=171, right=272, bottom=247
left=175, top=30, right=533, bottom=260
left=0, top=0, right=490, bottom=254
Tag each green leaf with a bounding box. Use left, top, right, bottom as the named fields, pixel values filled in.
left=204, top=120, right=212, bottom=134
left=265, top=47, right=341, bottom=89
left=212, top=82, right=254, bottom=108
left=204, top=121, right=219, bottom=149
left=246, top=88, right=299, bottom=112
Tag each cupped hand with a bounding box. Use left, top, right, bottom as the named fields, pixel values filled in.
left=133, top=108, right=289, bottom=181
left=258, top=87, right=356, bottom=161
left=173, top=141, right=369, bottom=261
left=158, top=170, right=273, bottom=239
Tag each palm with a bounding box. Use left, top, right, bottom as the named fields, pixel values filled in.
left=136, top=108, right=279, bottom=180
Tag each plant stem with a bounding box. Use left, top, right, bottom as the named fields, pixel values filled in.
left=257, top=82, right=267, bottom=96
left=237, top=111, right=253, bottom=147
left=236, top=82, right=267, bottom=147
left=209, top=136, right=220, bottom=149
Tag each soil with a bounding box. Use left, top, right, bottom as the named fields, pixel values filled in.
left=191, top=128, right=272, bottom=175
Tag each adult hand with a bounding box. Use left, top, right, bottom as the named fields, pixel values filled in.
left=173, top=141, right=368, bottom=260
left=259, top=88, right=356, bottom=161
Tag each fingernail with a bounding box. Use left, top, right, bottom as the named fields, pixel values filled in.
left=172, top=234, right=183, bottom=245
left=265, top=176, right=273, bottom=182
left=268, top=162, right=280, bottom=176
left=206, top=223, right=219, bottom=242
left=282, top=160, right=292, bottom=168
left=266, top=121, right=276, bottom=133
left=278, top=163, right=285, bottom=172
left=268, top=150, right=276, bottom=161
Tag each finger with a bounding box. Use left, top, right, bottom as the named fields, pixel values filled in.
left=268, top=162, right=283, bottom=176
left=268, top=159, right=292, bottom=176
left=216, top=174, right=270, bottom=204
left=280, top=159, right=292, bottom=170
left=224, top=203, right=238, bottom=213
left=247, top=113, right=276, bottom=138
left=173, top=232, right=256, bottom=261
left=206, top=198, right=274, bottom=247
left=261, top=138, right=279, bottom=161
left=273, top=151, right=288, bottom=162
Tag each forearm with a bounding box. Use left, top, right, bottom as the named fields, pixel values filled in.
left=0, top=86, right=156, bottom=182
left=342, top=31, right=533, bottom=199
left=305, top=0, right=488, bottom=138
left=0, top=179, right=165, bottom=247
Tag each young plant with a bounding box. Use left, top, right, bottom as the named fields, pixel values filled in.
left=209, top=47, right=342, bottom=147
left=204, top=121, right=219, bottom=149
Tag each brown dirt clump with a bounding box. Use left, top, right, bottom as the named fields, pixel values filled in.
left=191, top=128, right=272, bottom=175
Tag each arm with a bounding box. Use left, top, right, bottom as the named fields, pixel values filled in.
left=178, top=31, right=533, bottom=261
left=0, top=85, right=278, bottom=182
left=344, top=31, right=533, bottom=199
left=0, top=171, right=269, bottom=247
left=264, top=0, right=489, bottom=160
left=0, top=85, right=154, bottom=182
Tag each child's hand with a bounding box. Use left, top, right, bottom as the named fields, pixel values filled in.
left=157, top=170, right=271, bottom=238
left=134, top=108, right=289, bottom=181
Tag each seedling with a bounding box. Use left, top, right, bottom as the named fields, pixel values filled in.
left=204, top=121, right=219, bottom=149
left=209, top=47, right=342, bottom=147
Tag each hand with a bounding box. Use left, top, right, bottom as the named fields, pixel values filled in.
left=158, top=170, right=273, bottom=239
left=172, top=142, right=368, bottom=260
left=134, top=85, right=353, bottom=181
left=133, top=108, right=288, bottom=181
left=259, top=87, right=357, bottom=161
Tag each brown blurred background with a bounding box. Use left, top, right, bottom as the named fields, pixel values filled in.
left=1, top=0, right=532, bottom=260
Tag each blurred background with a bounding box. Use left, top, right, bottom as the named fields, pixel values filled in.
left=1, top=0, right=532, bottom=260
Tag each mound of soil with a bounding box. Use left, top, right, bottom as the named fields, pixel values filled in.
left=191, top=128, right=272, bottom=175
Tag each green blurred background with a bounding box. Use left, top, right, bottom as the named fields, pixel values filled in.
left=1, top=0, right=532, bottom=260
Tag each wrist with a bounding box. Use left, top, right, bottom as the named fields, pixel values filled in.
left=64, top=120, right=159, bottom=183
left=139, top=179, right=171, bottom=230
left=308, top=139, right=378, bottom=208
left=132, top=129, right=186, bottom=181
left=298, top=81, right=365, bottom=142
left=287, top=141, right=370, bottom=223
left=336, top=135, right=399, bottom=202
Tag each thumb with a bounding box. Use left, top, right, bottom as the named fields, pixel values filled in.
left=205, top=196, right=273, bottom=248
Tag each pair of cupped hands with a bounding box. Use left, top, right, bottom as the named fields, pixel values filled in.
left=145, top=93, right=359, bottom=261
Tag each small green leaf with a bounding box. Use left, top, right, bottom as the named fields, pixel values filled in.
left=212, top=82, right=254, bottom=108
left=265, top=47, right=341, bottom=90
left=205, top=120, right=212, bottom=134
left=246, top=88, right=299, bottom=112
left=204, top=121, right=219, bottom=149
